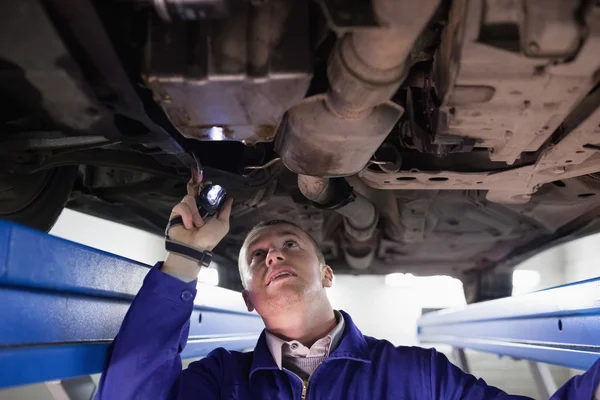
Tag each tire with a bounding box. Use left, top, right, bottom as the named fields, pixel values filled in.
left=462, top=270, right=513, bottom=303
left=0, top=166, right=78, bottom=232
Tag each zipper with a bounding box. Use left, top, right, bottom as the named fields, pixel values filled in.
left=285, top=361, right=322, bottom=400
left=284, top=369, right=308, bottom=400
left=301, top=367, right=318, bottom=400
left=301, top=380, right=308, bottom=400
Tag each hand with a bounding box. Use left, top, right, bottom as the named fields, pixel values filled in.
left=167, top=169, right=233, bottom=251
left=162, top=169, right=233, bottom=281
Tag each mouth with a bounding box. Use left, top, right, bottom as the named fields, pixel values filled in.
left=266, top=269, right=297, bottom=286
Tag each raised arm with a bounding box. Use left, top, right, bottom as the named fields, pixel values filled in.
left=95, top=170, right=232, bottom=399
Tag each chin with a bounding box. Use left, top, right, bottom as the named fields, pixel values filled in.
left=263, top=285, right=306, bottom=309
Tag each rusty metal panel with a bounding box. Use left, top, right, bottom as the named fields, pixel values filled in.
left=436, top=0, right=599, bottom=165
left=359, top=152, right=600, bottom=204
left=143, top=0, right=312, bottom=145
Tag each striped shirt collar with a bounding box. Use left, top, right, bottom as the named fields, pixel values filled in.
left=265, top=310, right=345, bottom=369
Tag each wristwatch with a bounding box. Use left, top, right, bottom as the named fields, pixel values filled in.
left=164, top=216, right=213, bottom=268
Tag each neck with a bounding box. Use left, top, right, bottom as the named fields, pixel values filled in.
left=263, top=296, right=336, bottom=347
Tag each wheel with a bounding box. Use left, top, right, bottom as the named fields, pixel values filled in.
left=462, top=270, right=513, bottom=303
left=0, top=166, right=78, bottom=231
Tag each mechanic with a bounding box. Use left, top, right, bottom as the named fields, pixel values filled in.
left=96, top=171, right=600, bottom=400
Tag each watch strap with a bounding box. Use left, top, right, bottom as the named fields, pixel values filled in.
left=165, top=239, right=213, bottom=268
left=165, top=216, right=213, bottom=268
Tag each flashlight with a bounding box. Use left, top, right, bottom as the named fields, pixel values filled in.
left=197, top=184, right=228, bottom=218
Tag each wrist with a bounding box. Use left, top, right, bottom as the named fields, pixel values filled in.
left=162, top=252, right=202, bottom=282
left=196, top=242, right=215, bottom=252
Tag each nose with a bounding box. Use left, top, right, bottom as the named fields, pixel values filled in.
left=266, top=248, right=285, bottom=267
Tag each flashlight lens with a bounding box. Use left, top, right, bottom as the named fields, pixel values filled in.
left=206, top=185, right=223, bottom=205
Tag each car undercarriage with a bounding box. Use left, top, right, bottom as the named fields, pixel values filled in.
left=1, top=0, right=599, bottom=301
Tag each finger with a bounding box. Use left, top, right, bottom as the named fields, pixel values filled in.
left=182, top=194, right=204, bottom=227
left=170, top=202, right=194, bottom=229
left=217, top=197, right=233, bottom=221
left=187, top=168, right=203, bottom=197
left=193, top=168, right=203, bottom=183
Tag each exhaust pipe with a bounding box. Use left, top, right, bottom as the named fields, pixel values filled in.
left=276, top=0, right=441, bottom=177
left=289, top=0, right=441, bottom=267
left=298, top=175, right=378, bottom=270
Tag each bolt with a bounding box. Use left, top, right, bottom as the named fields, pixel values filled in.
left=533, top=65, right=545, bottom=76
left=528, top=41, right=540, bottom=53
left=552, top=166, right=566, bottom=174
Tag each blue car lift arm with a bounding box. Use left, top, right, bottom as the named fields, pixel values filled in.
left=0, top=221, right=264, bottom=390
left=417, top=277, right=600, bottom=398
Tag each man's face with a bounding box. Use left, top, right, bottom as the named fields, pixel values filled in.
left=239, top=223, right=332, bottom=314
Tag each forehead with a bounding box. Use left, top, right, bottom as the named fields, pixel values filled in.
left=244, top=223, right=309, bottom=250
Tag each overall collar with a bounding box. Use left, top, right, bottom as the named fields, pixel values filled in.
left=249, top=310, right=371, bottom=380
left=264, top=310, right=346, bottom=369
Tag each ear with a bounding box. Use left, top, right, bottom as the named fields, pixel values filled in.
left=322, top=265, right=334, bottom=288
left=242, top=289, right=255, bottom=312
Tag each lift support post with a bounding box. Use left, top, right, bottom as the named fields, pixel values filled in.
left=418, top=275, right=600, bottom=397
left=0, top=221, right=264, bottom=390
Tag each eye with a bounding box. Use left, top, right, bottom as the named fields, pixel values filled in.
left=251, top=249, right=265, bottom=261
left=283, top=240, right=297, bottom=248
